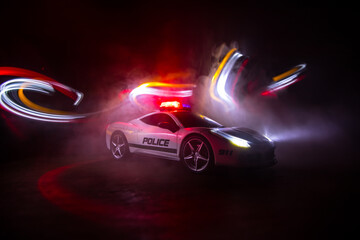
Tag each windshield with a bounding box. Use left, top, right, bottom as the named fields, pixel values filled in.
left=172, top=112, right=223, bottom=128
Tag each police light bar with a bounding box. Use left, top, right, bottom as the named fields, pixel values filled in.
left=159, top=101, right=191, bottom=111
left=160, top=101, right=181, bottom=108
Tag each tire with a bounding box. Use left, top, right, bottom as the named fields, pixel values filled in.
left=110, top=131, right=129, bottom=160
left=180, top=135, right=214, bottom=173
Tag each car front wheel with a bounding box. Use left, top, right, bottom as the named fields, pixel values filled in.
left=181, top=135, right=213, bottom=173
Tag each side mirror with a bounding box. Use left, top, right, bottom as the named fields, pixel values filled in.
left=158, top=122, right=179, bottom=133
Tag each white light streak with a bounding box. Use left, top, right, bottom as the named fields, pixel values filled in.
left=216, top=52, right=242, bottom=107
left=0, top=78, right=86, bottom=122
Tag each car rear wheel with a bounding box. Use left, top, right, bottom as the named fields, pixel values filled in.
left=110, top=131, right=129, bottom=160
left=181, top=135, right=213, bottom=173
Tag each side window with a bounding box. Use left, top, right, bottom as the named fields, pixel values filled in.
left=158, top=114, right=180, bottom=133
left=158, top=114, right=177, bottom=126
left=140, top=113, right=179, bottom=131
left=140, top=114, right=159, bottom=126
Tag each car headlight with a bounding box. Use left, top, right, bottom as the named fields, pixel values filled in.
left=229, top=137, right=251, bottom=148
left=211, top=129, right=251, bottom=148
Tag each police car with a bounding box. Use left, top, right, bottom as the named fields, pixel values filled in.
left=106, top=101, right=276, bottom=173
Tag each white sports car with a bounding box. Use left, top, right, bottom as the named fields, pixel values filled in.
left=106, top=102, right=276, bottom=173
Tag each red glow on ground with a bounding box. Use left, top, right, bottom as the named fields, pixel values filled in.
left=38, top=162, right=122, bottom=221
left=36, top=160, right=219, bottom=238
left=37, top=161, right=157, bottom=225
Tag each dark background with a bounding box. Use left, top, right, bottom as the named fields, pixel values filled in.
left=0, top=2, right=357, bottom=156
left=0, top=2, right=357, bottom=101
left=0, top=2, right=358, bottom=239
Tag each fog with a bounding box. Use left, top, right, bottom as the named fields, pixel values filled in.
left=56, top=40, right=353, bottom=164
left=0, top=4, right=356, bottom=166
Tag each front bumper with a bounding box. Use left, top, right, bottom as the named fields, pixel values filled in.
left=239, top=149, right=277, bottom=167
left=214, top=144, right=276, bottom=168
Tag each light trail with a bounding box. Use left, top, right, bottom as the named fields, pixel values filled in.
left=129, top=82, right=196, bottom=107
left=272, top=64, right=305, bottom=82
left=209, top=48, right=237, bottom=103
left=216, top=51, right=242, bottom=107
left=0, top=67, right=80, bottom=101
left=262, top=63, right=306, bottom=95
left=0, top=78, right=86, bottom=122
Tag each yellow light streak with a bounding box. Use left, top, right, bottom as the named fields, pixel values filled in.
left=137, top=82, right=195, bottom=89
left=272, top=65, right=301, bottom=82
left=18, top=83, right=72, bottom=115
left=209, top=48, right=237, bottom=102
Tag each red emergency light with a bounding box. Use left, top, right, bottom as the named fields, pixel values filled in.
left=160, top=101, right=181, bottom=108
left=159, top=101, right=191, bottom=111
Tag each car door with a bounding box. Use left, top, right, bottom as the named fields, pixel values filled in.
left=136, top=113, right=180, bottom=159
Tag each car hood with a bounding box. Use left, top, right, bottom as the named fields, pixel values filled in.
left=209, top=127, right=271, bottom=144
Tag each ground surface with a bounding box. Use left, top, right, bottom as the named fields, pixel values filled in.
left=1, top=130, right=358, bottom=240
left=0, top=4, right=358, bottom=240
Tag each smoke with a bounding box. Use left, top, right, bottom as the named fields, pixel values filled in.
left=192, top=43, right=344, bottom=144
left=1, top=39, right=346, bottom=161
left=53, top=38, right=347, bottom=161
left=61, top=68, right=198, bottom=158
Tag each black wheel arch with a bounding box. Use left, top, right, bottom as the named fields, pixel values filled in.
left=110, top=130, right=130, bottom=158
left=111, top=130, right=128, bottom=142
